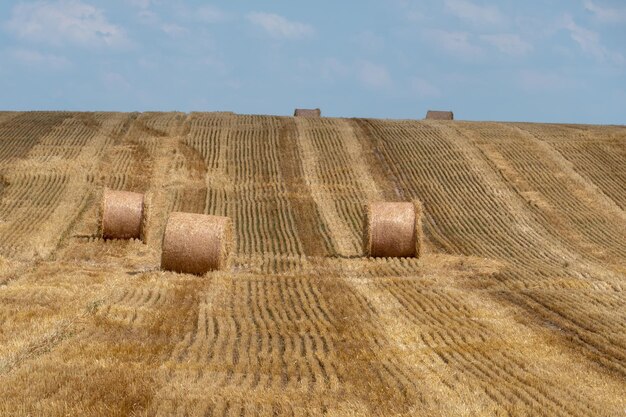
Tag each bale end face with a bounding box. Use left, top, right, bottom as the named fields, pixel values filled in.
left=425, top=110, right=454, bottom=120
left=363, top=201, right=423, bottom=258
left=294, top=108, right=321, bottom=117
left=101, top=188, right=145, bottom=240
left=161, top=212, right=233, bottom=275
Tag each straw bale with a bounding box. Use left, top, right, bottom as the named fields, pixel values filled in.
left=426, top=110, right=454, bottom=120
left=294, top=108, right=321, bottom=117
left=101, top=188, right=144, bottom=240
left=363, top=201, right=423, bottom=258
left=161, top=212, right=233, bottom=274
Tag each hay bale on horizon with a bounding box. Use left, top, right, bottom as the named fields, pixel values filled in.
left=426, top=110, right=454, bottom=120
left=294, top=108, right=321, bottom=117
left=100, top=188, right=145, bottom=240
left=363, top=201, right=423, bottom=258
left=161, top=212, right=233, bottom=275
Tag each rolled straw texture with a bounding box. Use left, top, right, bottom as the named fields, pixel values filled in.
left=294, top=108, right=321, bottom=117
left=363, top=201, right=423, bottom=258
left=101, top=188, right=144, bottom=240
left=425, top=110, right=454, bottom=120
left=161, top=212, right=233, bottom=275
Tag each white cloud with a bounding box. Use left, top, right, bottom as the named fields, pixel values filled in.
left=358, top=61, right=392, bottom=90
left=10, top=48, right=71, bottom=70
left=128, top=0, right=151, bottom=9
left=102, top=72, right=130, bottom=90
left=247, top=12, right=314, bottom=40
left=353, top=31, right=385, bottom=53
left=583, top=0, right=626, bottom=23
left=137, top=9, right=159, bottom=24
left=161, top=23, right=188, bottom=37
left=5, top=0, right=128, bottom=48
left=320, top=58, right=351, bottom=80
left=562, top=16, right=601, bottom=58
left=561, top=15, right=624, bottom=65
left=133, top=3, right=226, bottom=38
left=196, top=5, right=226, bottom=23
left=410, top=77, right=441, bottom=97
left=201, top=55, right=228, bottom=75
left=426, top=30, right=483, bottom=58
left=444, top=0, right=505, bottom=26
left=173, top=5, right=227, bottom=24
left=480, top=34, right=533, bottom=56
left=519, top=70, right=577, bottom=91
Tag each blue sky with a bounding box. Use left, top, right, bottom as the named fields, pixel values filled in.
left=0, top=0, right=625, bottom=124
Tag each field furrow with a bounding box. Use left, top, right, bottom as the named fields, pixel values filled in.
left=227, top=116, right=303, bottom=257
left=362, top=118, right=626, bottom=379
left=380, top=281, right=611, bottom=416
left=293, top=118, right=389, bottom=257
left=456, top=122, right=626, bottom=267
left=0, top=112, right=69, bottom=166
left=515, top=123, right=626, bottom=209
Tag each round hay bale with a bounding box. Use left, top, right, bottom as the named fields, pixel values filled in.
left=294, top=108, right=321, bottom=117
left=363, top=201, right=423, bottom=258
left=425, top=110, right=454, bottom=120
left=161, top=212, right=233, bottom=274
left=101, top=188, right=144, bottom=240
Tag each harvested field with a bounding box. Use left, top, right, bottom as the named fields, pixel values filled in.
left=0, top=111, right=625, bottom=416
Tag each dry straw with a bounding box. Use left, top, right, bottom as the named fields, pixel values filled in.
left=161, top=212, right=233, bottom=275
left=363, top=201, right=423, bottom=258
left=101, top=188, right=145, bottom=240
left=294, top=108, right=321, bottom=117
left=426, top=110, right=454, bottom=120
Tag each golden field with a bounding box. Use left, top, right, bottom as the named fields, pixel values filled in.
left=0, top=111, right=624, bottom=416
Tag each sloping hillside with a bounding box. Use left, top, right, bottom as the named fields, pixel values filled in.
left=0, top=111, right=624, bottom=416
